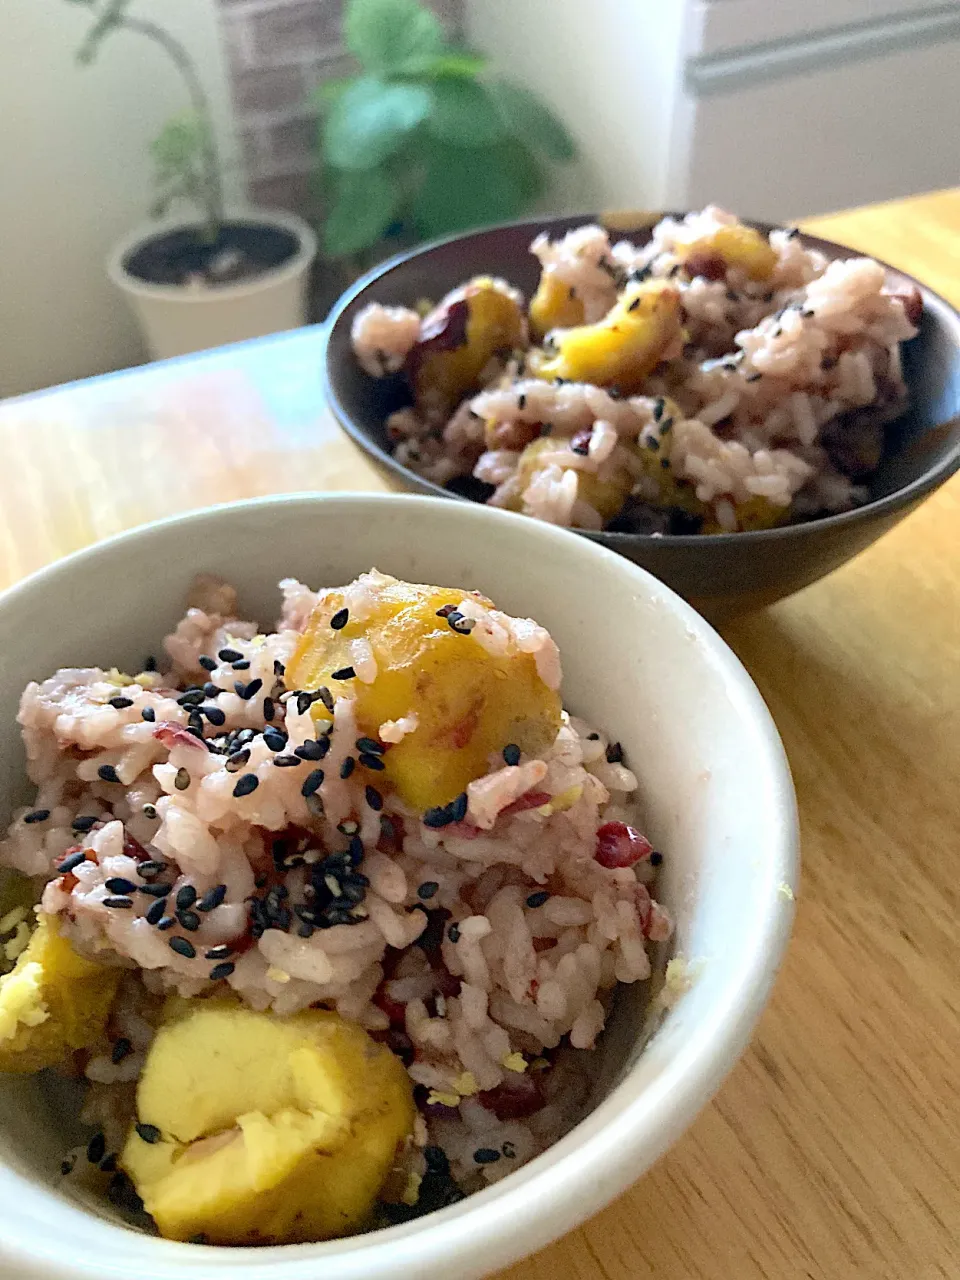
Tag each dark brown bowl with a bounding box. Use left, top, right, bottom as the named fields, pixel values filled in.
left=323, top=214, right=960, bottom=616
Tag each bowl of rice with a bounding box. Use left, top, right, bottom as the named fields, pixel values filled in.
left=325, top=208, right=960, bottom=616
left=0, top=493, right=797, bottom=1279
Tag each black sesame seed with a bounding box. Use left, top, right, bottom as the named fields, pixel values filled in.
left=423, top=804, right=455, bottom=829
left=231, top=659, right=250, bottom=671
left=650, top=851, right=663, bottom=866
left=175, top=885, right=197, bottom=911
left=72, top=815, right=98, bottom=833
left=137, top=859, right=167, bottom=877
left=86, top=1132, right=106, bottom=1164
left=145, top=899, right=167, bottom=925
left=301, top=768, right=325, bottom=798
left=364, top=785, right=383, bottom=812
left=218, top=648, right=243, bottom=663
left=356, top=737, right=384, bottom=756
left=448, top=924, right=461, bottom=943
left=340, top=757, right=355, bottom=780
left=526, top=891, right=550, bottom=908
left=103, top=896, right=133, bottom=909
left=143, top=656, right=158, bottom=672
left=330, top=607, right=349, bottom=630
left=502, top=743, right=521, bottom=766
left=198, top=884, right=227, bottom=912
left=317, top=686, right=334, bottom=713
left=233, top=773, right=259, bottom=798
left=105, top=877, right=137, bottom=895
left=205, top=945, right=233, bottom=961
left=58, top=850, right=87, bottom=874
left=168, top=936, right=196, bottom=959
left=273, top=754, right=302, bottom=768
left=176, top=909, right=200, bottom=932
left=653, top=397, right=665, bottom=421
left=418, top=881, right=439, bottom=900
left=174, top=767, right=191, bottom=791
left=605, top=741, right=624, bottom=764
left=209, top=961, right=235, bottom=982
left=97, top=764, right=121, bottom=784
left=108, top=697, right=133, bottom=710
left=297, top=922, right=315, bottom=938
left=473, top=1147, right=501, bottom=1165
left=296, top=692, right=315, bottom=716
left=198, top=655, right=217, bottom=671
left=502, top=1141, right=517, bottom=1158
left=203, top=682, right=220, bottom=697
left=156, top=915, right=176, bottom=932
left=135, top=1123, right=161, bottom=1144
left=451, top=792, right=468, bottom=822
left=263, top=697, right=276, bottom=722
left=60, top=1158, right=75, bottom=1176
left=331, top=666, right=355, bottom=681
left=186, top=718, right=205, bottom=741
left=111, top=1037, right=133, bottom=1064
left=99, top=1153, right=118, bottom=1173
left=139, top=882, right=174, bottom=899
left=177, top=690, right=205, bottom=707
left=202, top=705, right=226, bottom=727
left=273, top=659, right=286, bottom=678
left=225, top=748, right=251, bottom=773
left=263, top=730, right=287, bottom=752
left=140, top=706, right=156, bottom=723
left=294, top=739, right=325, bottom=761
left=660, top=458, right=670, bottom=469
left=235, top=678, right=262, bottom=701
left=348, top=835, right=364, bottom=864
left=359, top=752, right=386, bottom=772
left=24, top=809, right=50, bottom=824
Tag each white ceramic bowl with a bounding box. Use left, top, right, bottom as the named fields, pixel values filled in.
left=0, top=494, right=798, bottom=1280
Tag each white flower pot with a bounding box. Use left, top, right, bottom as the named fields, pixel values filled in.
left=107, top=209, right=318, bottom=361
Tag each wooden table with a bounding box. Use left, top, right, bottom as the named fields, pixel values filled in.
left=2, top=190, right=959, bottom=1279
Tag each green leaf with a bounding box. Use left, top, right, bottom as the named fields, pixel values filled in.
left=493, top=136, right=546, bottom=205
left=411, top=139, right=529, bottom=239
left=323, top=76, right=432, bottom=170
left=150, top=113, right=206, bottom=184
left=345, top=0, right=443, bottom=75
left=399, top=50, right=488, bottom=78
left=487, top=81, right=577, bottom=163
left=426, top=78, right=504, bottom=148
left=323, top=168, right=399, bottom=257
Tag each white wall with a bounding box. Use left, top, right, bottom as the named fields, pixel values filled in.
left=0, top=0, right=239, bottom=398
left=464, top=0, right=686, bottom=215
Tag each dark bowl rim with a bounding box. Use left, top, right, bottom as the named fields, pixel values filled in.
left=323, top=211, right=960, bottom=548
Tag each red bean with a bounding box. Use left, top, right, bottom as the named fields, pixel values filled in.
left=479, top=1071, right=545, bottom=1121
left=493, top=420, right=542, bottom=451
left=595, top=822, right=653, bottom=868
left=684, top=252, right=726, bottom=282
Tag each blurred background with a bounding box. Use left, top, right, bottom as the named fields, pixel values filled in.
left=3, top=0, right=959, bottom=398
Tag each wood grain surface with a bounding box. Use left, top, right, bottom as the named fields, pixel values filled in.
left=1, top=190, right=958, bottom=1279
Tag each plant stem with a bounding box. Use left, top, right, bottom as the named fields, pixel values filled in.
left=119, top=15, right=224, bottom=240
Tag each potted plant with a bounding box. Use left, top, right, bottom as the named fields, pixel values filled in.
left=314, top=0, right=577, bottom=273
left=67, top=0, right=317, bottom=361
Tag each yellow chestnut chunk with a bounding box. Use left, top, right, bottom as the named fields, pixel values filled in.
left=529, top=271, right=585, bottom=339
left=0, top=911, right=120, bottom=1074
left=536, top=280, right=681, bottom=392
left=121, top=1004, right=414, bottom=1245
left=408, top=276, right=526, bottom=415
left=680, top=224, right=777, bottom=282
left=287, top=574, right=562, bottom=812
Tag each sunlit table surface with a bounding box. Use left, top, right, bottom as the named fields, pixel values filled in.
left=2, top=189, right=959, bottom=1280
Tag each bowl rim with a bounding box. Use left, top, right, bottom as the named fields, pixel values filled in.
left=322, top=212, right=960, bottom=547
left=0, top=493, right=800, bottom=1279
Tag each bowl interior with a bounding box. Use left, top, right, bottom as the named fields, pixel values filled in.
left=324, top=214, right=960, bottom=514
left=0, top=496, right=796, bottom=1279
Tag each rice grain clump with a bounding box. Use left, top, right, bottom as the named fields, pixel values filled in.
left=0, top=571, right=671, bottom=1232
left=351, top=206, right=920, bottom=534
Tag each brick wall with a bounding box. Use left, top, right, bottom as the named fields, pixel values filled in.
left=216, top=0, right=463, bottom=216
